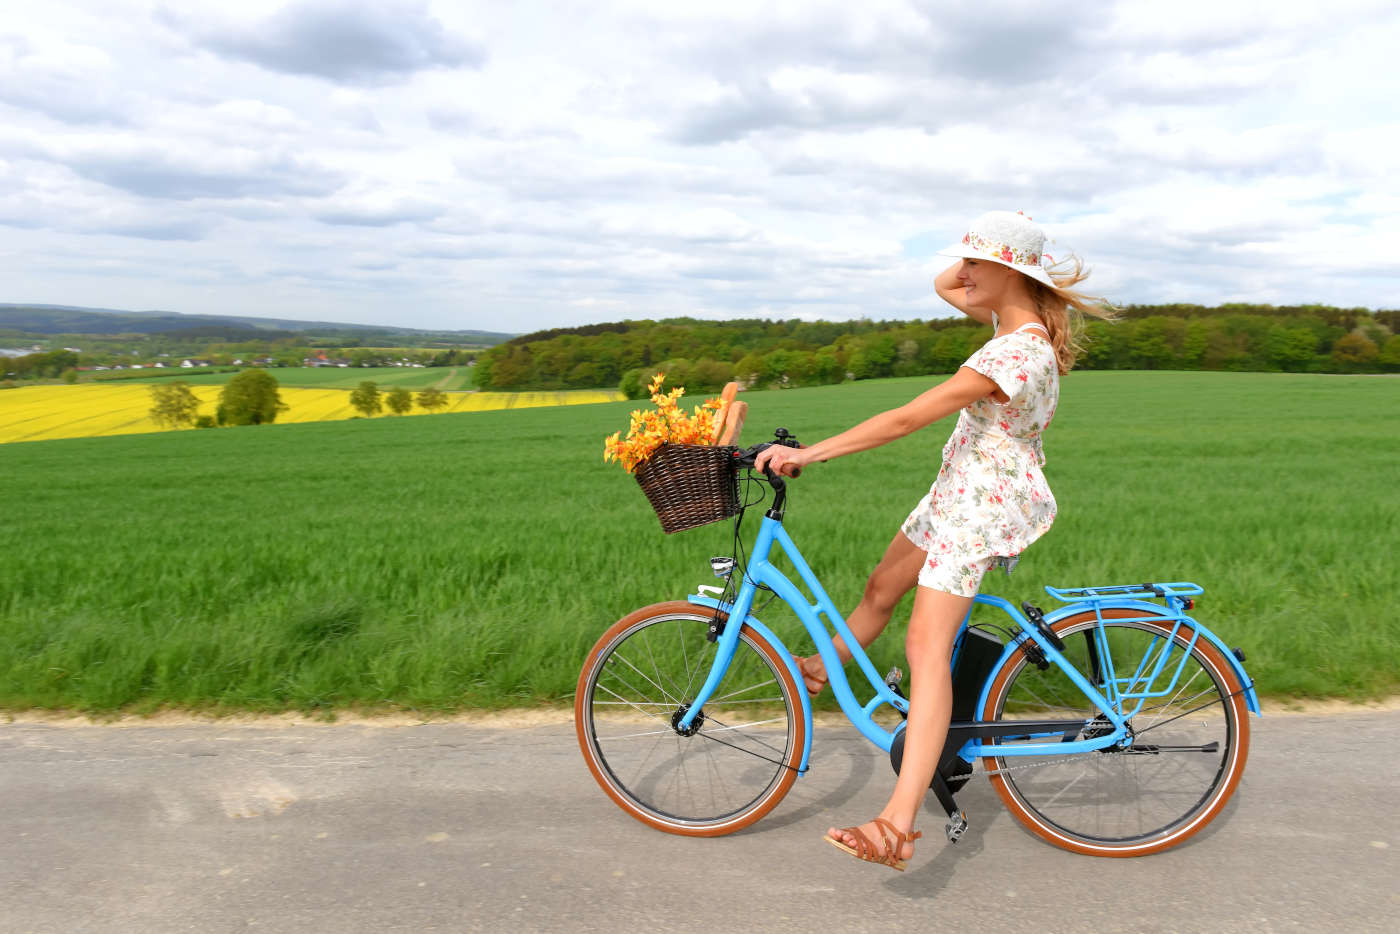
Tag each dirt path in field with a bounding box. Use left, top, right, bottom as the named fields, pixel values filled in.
left=428, top=366, right=460, bottom=390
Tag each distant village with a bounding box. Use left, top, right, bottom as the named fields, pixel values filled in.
left=1, top=345, right=448, bottom=372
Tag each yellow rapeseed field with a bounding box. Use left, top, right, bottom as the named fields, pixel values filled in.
left=0, top=383, right=624, bottom=444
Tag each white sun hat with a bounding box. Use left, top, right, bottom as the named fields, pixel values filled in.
left=938, top=211, right=1056, bottom=288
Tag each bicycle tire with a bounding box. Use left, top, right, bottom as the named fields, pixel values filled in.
left=979, top=607, right=1250, bottom=857
left=575, top=601, right=806, bottom=836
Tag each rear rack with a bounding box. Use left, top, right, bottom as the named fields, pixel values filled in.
left=1044, top=582, right=1203, bottom=603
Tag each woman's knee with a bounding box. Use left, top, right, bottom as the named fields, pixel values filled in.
left=904, top=635, right=952, bottom=672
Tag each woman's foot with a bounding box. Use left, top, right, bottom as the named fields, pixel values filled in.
left=824, top=817, right=920, bottom=871
left=793, top=654, right=828, bottom=697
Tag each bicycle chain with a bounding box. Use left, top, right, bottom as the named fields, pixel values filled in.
left=971, top=751, right=1127, bottom=779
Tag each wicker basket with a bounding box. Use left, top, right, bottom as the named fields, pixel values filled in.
left=634, top=443, right=740, bottom=534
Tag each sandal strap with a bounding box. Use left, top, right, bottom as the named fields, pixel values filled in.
left=838, top=824, right=879, bottom=862
left=835, top=819, right=922, bottom=867
left=871, top=818, right=914, bottom=866
left=872, top=817, right=920, bottom=844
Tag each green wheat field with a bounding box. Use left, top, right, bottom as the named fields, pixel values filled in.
left=1, top=371, right=1395, bottom=714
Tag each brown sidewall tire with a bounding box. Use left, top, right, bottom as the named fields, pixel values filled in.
left=979, top=607, right=1251, bottom=857
left=574, top=601, right=806, bottom=837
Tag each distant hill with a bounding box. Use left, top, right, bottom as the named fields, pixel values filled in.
left=0, top=303, right=514, bottom=345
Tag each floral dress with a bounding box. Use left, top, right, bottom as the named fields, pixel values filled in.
left=900, top=323, right=1059, bottom=596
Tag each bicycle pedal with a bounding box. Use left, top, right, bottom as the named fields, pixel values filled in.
left=883, top=666, right=904, bottom=690
left=945, top=810, right=968, bottom=844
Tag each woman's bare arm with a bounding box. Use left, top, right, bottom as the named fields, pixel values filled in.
left=754, top=367, right=996, bottom=475
left=934, top=262, right=995, bottom=325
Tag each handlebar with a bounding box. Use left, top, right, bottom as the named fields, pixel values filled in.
left=727, top=429, right=804, bottom=518
left=732, top=427, right=803, bottom=485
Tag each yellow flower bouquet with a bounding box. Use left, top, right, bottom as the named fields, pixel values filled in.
left=602, top=373, right=729, bottom=474
left=604, top=373, right=743, bottom=533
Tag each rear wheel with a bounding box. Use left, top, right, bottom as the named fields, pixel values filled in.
left=575, top=601, right=805, bottom=836
left=980, top=608, right=1250, bottom=856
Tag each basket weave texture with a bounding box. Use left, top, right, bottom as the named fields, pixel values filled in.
left=634, top=443, right=740, bottom=534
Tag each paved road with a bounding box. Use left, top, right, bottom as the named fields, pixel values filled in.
left=2, top=709, right=1396, bottom=933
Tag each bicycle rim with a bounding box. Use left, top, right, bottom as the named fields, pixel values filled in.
left=981, top=609, right=1250, bottom=856
left=575, top=602, right=804, bottom=836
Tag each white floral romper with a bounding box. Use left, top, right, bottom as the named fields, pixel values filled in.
left=900, top=322, right=1059, bottom=596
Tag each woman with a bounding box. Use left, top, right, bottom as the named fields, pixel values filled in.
left=754, top=210, right=1112, bottom=871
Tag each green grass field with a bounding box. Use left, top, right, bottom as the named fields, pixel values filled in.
left=133, top=365, right=475, bottom=391
left=1, top=371, right=1395, bottom=714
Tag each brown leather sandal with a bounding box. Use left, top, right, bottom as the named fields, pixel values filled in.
left=823, top=818, right=922, bottom=871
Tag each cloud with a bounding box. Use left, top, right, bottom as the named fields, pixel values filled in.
left=93, top=216, right=213, bottom=241
left=666, top=70, right=909, bottom=145
left=0, top=32, right=133, bottom=125
left=311, top=193, right=444, bottom=227
left=50, top=141, right=345, bottom=201
left=159, top=0, right=485, bottom=84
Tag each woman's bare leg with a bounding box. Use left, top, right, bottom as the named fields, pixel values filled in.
left=826, top=586, right=973, bottom=862
left=796, top=532, right=924, bottom=694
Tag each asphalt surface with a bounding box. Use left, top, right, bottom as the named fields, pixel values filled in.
left=2, top=708, right=1396, bottom=933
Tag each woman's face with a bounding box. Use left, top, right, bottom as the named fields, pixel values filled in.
left=957, top=257, right=1014, bottom=305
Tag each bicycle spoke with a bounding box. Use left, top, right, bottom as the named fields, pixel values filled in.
left=593, top=681, right=672, bottom=723
left=609, top=651, right=684, bottom=708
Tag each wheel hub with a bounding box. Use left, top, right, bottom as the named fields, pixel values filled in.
left=671, top=704, right=704, bottom=737
left=1083, top=714, right=1136, bottom=752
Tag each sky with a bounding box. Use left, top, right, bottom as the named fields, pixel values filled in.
left=1, top=0, right=1398, bottom=333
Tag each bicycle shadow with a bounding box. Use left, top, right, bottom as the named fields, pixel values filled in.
left=760, top=738, right=997, bottom=894
left=874, top=782, right=997, bottom=896
left=747, top=733, right=997, bottom=896
left=743, top=735, right=882, bottom=834
left=884, top=773, right=1248, bottom=892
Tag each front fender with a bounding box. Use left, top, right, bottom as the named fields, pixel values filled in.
left=687, top=593, right=814, bottom=774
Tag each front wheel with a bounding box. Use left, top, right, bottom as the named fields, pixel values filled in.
left=980, top=608, right=1251, bottom=856
left=575, top=601, right=806, bottom=836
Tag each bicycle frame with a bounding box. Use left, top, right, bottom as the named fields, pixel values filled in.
left=682, top=511, right=1259, bottom=776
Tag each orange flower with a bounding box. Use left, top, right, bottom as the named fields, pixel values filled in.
left=602, top=373, right=728, bottom=473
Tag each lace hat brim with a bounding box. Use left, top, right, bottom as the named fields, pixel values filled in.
left=937, top=243, right=1056, bottom=288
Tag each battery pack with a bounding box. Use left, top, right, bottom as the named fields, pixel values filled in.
left=951, top=626, right=1003, bottom=721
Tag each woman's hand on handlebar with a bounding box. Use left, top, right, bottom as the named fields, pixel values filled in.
left=753, top=441, right=811, bottom=478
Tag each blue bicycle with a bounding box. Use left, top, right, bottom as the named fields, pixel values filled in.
left=576, top=430, right=1260, bottom=857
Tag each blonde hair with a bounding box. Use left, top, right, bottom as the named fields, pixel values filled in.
left=1025, top=255, right=1116, bottom=374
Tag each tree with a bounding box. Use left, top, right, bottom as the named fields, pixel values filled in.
left=349, top=381, right=382, bottom=417
left=216, top=369, right=288, bottom=426
left=1379, top=335, right=1400, bottom=372
left=417, top=387, right=449, bottom=412
left=1266, top=326, right=1319, bottom=371
left=148, top=380, right=201, bottom=429
left=1330, top=333, right=1379, bottom=370
left=385, top=386, right=413, bottom=415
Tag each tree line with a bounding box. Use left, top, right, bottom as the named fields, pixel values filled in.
left=147, top=376, right=453, bottom=430
left=472, top=305, right=1400, bottom=396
